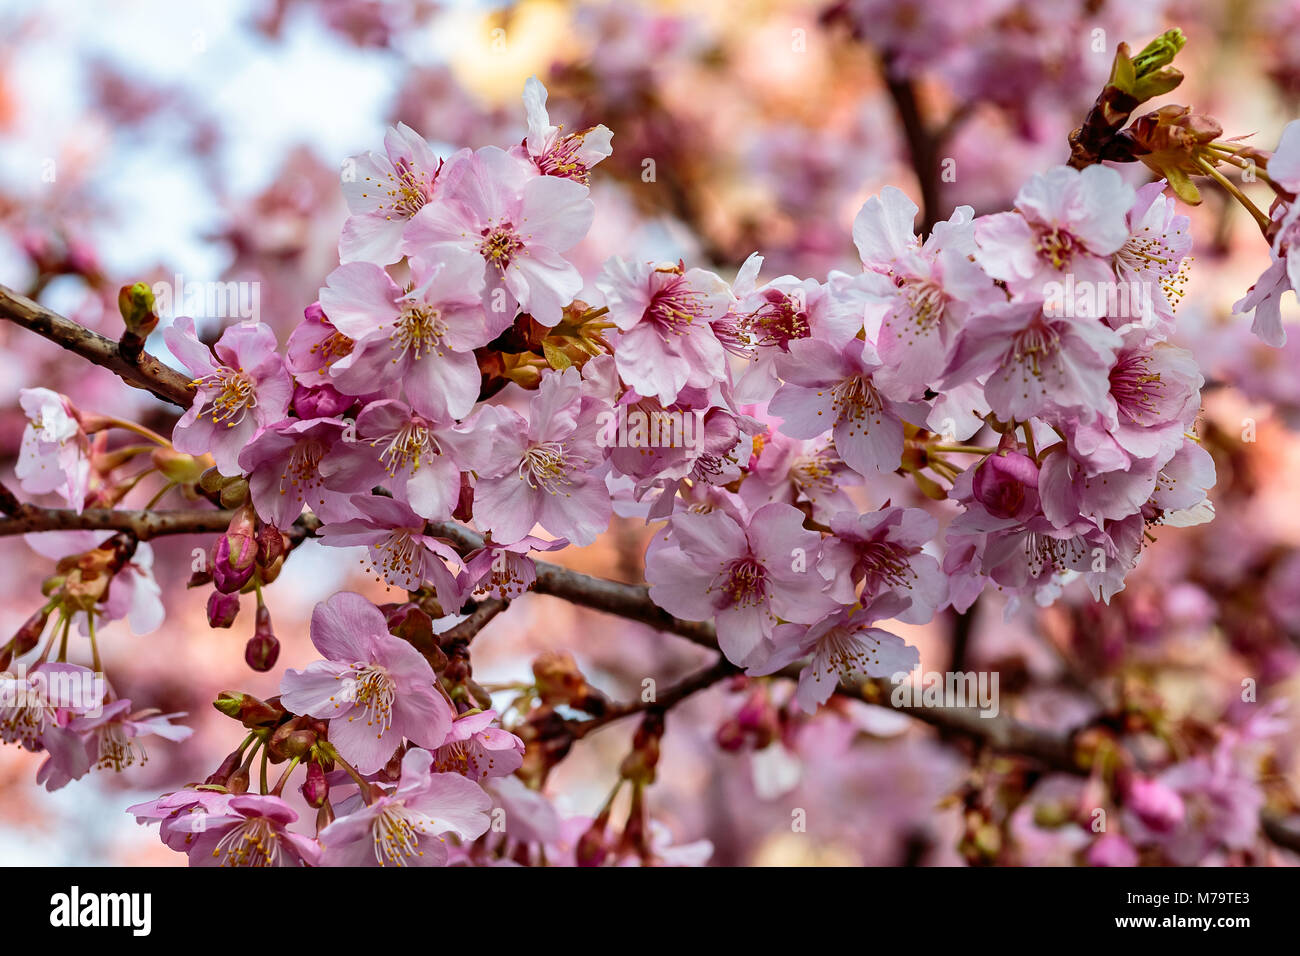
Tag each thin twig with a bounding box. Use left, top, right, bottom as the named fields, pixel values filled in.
left=0, top=284, right=195, bottom=408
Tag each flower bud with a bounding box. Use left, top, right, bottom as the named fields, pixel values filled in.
left=256, top=524, right=287, bottom=568
left=117, top=281, right=159, bottom=339
left=302, top=761, right=329, bottom=809
left=213, top=691, right=285, bottom=728
left=973, top=451, right=1040, bottom=520
left=218, top=477, right=250, bottom=510
left=206, top=591, right=240, bottom=629
left=268, top=716, right=318, bottom=762
left=213, top=506, right=258, bottom=594
left=291, top=382, right=353, bottom=418
left=205, top=750, right=244, bottom=788
left=150, top=447, right=210, bottom=485
left=245, top=606, right=280, bottom=672
left=575, top=820, right=608, bottom=867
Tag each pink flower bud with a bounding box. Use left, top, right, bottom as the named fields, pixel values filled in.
left=291, top=382, right=353, bottom=418
left=302, top=761, right=329, bottom=808
left=245, top=605, right=280, bottom=672
left=973, top=451, right=1040, bottom=520
left=207, top=591, right=241, bottom=628
left=213, top=531, right=257, bottom=594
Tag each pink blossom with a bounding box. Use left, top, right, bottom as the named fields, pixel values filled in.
left=724, top=254, right=864, bottom=403
left=318, top=747, right=491, bottom=866
left=645, top=502, right=835, bottom=665
left=458, top=534, right=568, bottom=601
left=15, top=388, right=91, bottom=511
left=285, top=302, right=356, bottom=388
left=187, top=794, right=320, bottom=867
left=750, top=595, right=918, bottom=714
left=431, top=709, right=525, bottom=780
left=239, top=416, right=352, bottom=528
left=403, top=145, right=594, bottom=329
left=770, top=337, right=927, bottom=477
left=317, top=494, right=463, bottom=603
left=37, top=698, right=191, bottom=791
left=318, top=256, right=489, bottom=420
left=280, top=591, right=455, bottom=773
left=127, top=789, right=239, bottom=852
left=164, top=318, right=293, bottom=476
left=973, top=164, right=1135, bottom=295
left=339, top=123, right=451, bottom=265
left=852, top=188, right=997, bottom=391
left=323, top=399, right=492, bottom=521
left=471, top=367, right=612, bottom=546
left=597, top=258, right=731, bottom=405
left=817, top=506, right=946, bottom=624
left=518, top=76, right=613, bottom=183
left=942, top=300, right=1121, bottom=421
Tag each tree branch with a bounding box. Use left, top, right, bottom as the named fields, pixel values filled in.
left=0, top=283, right=195, bottom=408
left=0, top=504, right=231, bottom=540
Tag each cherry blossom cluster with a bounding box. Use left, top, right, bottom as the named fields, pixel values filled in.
left=4, top=43, right=1295, bottom=866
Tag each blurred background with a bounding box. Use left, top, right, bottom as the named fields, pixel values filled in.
left=2, top=0, right=1300, bottom=865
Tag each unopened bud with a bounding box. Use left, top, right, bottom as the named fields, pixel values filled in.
left=207, top=590, right=240, bottom=628
left=302, top=761, right=329, bottom=808
left=245, top=606, right=279, bottom=672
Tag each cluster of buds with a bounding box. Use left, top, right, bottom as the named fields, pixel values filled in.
left=578, top=711, right=665, bottom=866
left=192, top=502, right=289, bottom=670
left=210, top=691, right=334, bottom=805
left=716, top=679, right=782, bottom=752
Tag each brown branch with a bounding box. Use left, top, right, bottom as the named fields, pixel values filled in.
left=0, top=504, right=231, bottom=540
left=0, top=283, right=195, bottom=408
left=439, top=598, right=508, bottom=646
left=567, top=657, right=738, bottom=741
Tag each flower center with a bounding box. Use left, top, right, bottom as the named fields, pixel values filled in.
left=281, top=439, right=325, bottom=497
left=519, top=441, right=574, bottom=495
left=392, top=303, right=447, bottom=362
left=96, top=724, right=145, bottom=772
left=1037, top=228, right=1079, bottom=270
left=647, top=274, right=707, bottom=334
left=742, top=289, right=809, bottom=349
left=194, top=368, right=257, bottom=428
left=712, top=556, right=767, bottom=610
left=213, top=817, right=286, bottom=867
left=855, top=540, right=917, bottom=591
left=307, top=330, right=354, bottom=373
left=1109, top=352, right=1163, bottom=425
left=894, top=274, right=946, bottom=338
left=829, top=375, right=884, bottom=433
left=374, top=157, right=434, bottom=221
left=343, top=662, right=397, bottom=737
left=374, top=421, right=440, bottom=478
left=369, top=529, right=425, bottom=587
left=537, top=129, right=596, bottom=183
left=814, top=626, right=881, bottom=682
left=1008, top=320, right=1062, bottom=379
left=479, top=223, right=524, bottom=272
left=372, top=803, right=430, bottom=866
